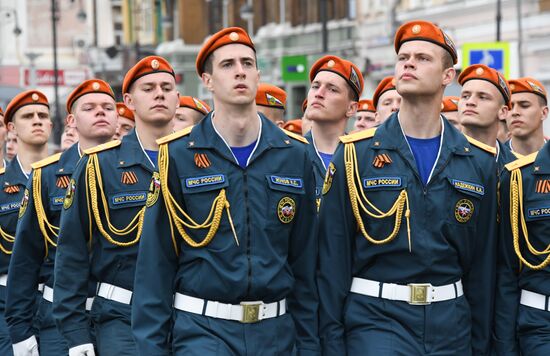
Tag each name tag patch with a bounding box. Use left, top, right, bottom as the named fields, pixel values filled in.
left=363, top=177, right=401, bottom=189
left=51, top=196, right=65, bottom=206
left=0, top=201, right=21, bottom=214
left=185, top=174, right=225, bottom=188
left=452, top=179, right=485, bottom=196
left=111, top=192, right=147, bottom=206
left=270, top=176, right=303, bottom=189
left=527, top=206, right=550, bottom=220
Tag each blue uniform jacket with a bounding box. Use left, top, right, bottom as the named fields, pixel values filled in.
left=132, top=114, right=320, bottom=355
left=317, top=114, right=498, bottom=355
left=53, top=130, right=155, bottom=348
left=495, top=142, right=550, bottom=355
left=5, top=144, right=80, bottom=343
left=0, top=158, right=28, bottom=278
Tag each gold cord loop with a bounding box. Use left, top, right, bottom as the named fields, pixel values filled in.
left=33, top=168, right=60, bottom=257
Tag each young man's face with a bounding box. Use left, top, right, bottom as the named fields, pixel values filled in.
left=125, top=72, right=179, bottom=127
left=375, top=90, right=401, bottom=122
left=173, top=107, right=203, bottom=131
left=8, top=104, right=52, bottom=146
left=114, top=116, right=135, bottom=140
left=459, top=80, right=507, bottom=129
left=307, top=70, right=356, bottom=123
left=202, top=44, right=259, bottom=106
left=70, top=93, right=118, bottom=142
left=61, top=124, right=78, bottom=151
left=354, top=111, right=377, bottom=131
left=395, top=41, right=455, bottom=97
left=507, top=92, right=548, bottom=139
left=6, top=131, right=17, bottom=160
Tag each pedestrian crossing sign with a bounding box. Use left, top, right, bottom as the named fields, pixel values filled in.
left=462, top=42, right=510, bottom=78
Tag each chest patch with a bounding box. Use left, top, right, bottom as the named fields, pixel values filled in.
left=185, top=174, right=225, bottom=188
left=363, top=177, right=402, bottom=189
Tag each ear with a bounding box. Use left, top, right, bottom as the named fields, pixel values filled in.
left=345, top=101, right=358, bottom=119
left=201, top=73, right=214, bottom=92
left=66, top=114, right=76, bottom=128
left=442, top=67, right=456, bottom=86
left=497, top=105, right=509, bottom=122
left=541, top=106, right=549, bottom=121
left=374, top=111, right=381, bottom=124
left=123, top=93, right=134, bottom=111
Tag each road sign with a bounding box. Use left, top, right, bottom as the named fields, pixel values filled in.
left=462, top=42, right=510, bottom=78
left=282, top=55, right=308, bottom=82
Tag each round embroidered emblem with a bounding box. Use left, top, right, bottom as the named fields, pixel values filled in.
left=19, top=189, right=29, bottom=219
left=455, top=199, right=474, bottom=223
left=63, top=179, right=76, bottom=210
left=278, top=197, right=296, bottom=224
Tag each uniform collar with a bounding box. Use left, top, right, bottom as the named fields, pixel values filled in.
left=304, top=130, right=327, bottom=173
left=188, top=112, right=292, bottom=166
left=117, top=129, right=156, bottom=173
left=531, top=141, right=550, bottom=174
left=3, top=156, right=30, bottom=187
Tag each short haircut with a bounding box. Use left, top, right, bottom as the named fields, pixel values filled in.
left=442, top=50, right=454, bottom=70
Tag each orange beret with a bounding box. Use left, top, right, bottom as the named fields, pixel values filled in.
left=357, top=99, right=375, bottom=113
left=282, top=119, right=303, bottom=135
left=302, top=99, right=308, bottom=113
left=309, top=55, right=364, bottom=100
left=196, top=27, right=255, bottom=76
left=458, top=64, right=511, bottom=107
left=66, top=79, right=115, bottom=113
left=123, top=56, right=175, bottom=94
left=509, top=77, right=547, bottom=104
left=441, top=96, right=459, bottom=112
left=4, top=89, right=49, bottom=125
left=395, top=20, right=457, bottom=64
left=373, top=76, right=397, bottom=108
left=256, top=83, right=286, bottom=109
left=116, top=103, right=134, bottom=121
left=0, top=107, right=3, bottom=116
left=179, top=96, right=211, bottom=116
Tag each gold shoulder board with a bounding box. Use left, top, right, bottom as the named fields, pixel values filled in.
left=464, top=135, right=496, bottom=155
left=281, top=129, right=309, bottom=144
left=0, top=167, right=5, bottom=175
left=157, top=126, right=194, bottom=145
left=31, top=152, right=62, bottom=170
left=505, top=151, right=538, bottom=171
left=339, top=127, right=377, bottom=144
left=84, top=139, right=121, bottom=155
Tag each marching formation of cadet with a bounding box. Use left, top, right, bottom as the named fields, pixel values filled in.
left=0, top=19, right=549, bottom=356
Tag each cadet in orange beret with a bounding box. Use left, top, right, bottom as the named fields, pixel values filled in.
left=373, top=76, right=401, bottom=124
left=5, top=79, right=117, bottom=356
left=0, top=90, right=52, bottom=355
left=441, top=96, right=461, bottom=130
left=132, top=27, right=320, bottom=356
left=52, top=57, right=179, bottom=356
left=113, top=102, right=135, bottom=140
left=354, top=99, right=377, bottom=131
left=282, top=118, right=303, bottom=135
left=457, top=64, right=515, bottom=176
left=0, top=108, right=7, bottom=168
left=504, top=77, right=548, bottom=156
left=255, top=83, right=287, bottom=127
left=173, top=96, right=210, bottom=131
left=318, top=20, right=498, bottom=355
left=305, top=55, right=363, bottom=212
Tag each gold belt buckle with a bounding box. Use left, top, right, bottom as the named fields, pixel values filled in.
left=241, top=302, right=262, bottom=323
left=408, top=283, right=431, bottom=305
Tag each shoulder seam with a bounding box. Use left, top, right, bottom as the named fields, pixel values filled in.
left=505, top=151, right=538, bottom=171
left=339, top=127, right=377, bottom=144
left=84, top=140, right=121, bottom=155
left=157, top=126, right=193, bottom=145
left=464, top=135, right=496, bottom=155
left=281, top=129, right=309, bottom=144
left=31, top=152, right=62, bottom=170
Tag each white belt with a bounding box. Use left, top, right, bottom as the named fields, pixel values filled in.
left=174, top=293, right=286, bottom=323
left=42, top=285, right=94, bottom=311
left=97, top=282, right=132, bottom=305
left=350, top=277, right=464, bottom=305
left=0, top=274, right=7, bottom=286
left=520, top=289, right=550, bottom=312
